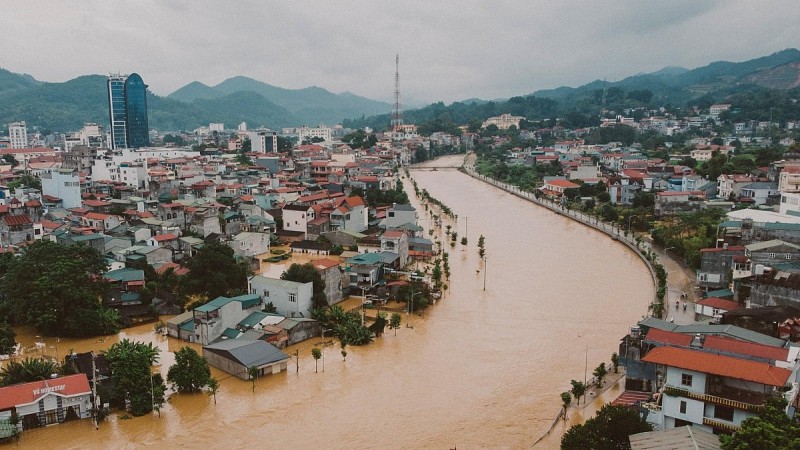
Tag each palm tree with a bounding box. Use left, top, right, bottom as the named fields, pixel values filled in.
left=0, top=357, right=60, bottom=386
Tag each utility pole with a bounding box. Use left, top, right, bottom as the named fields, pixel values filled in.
left=483, top=256, right=487, bottom=291
left=91, top=351, right=98, bottom=429
left=294, top=349, right=299, bottom=373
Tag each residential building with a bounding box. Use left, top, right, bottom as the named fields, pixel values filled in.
left=107, top=73, right=149, bottom=149
left=312, top=258, right=344, bottom=306
left=282, top=204, right=314, bottom=236
left=40, top=169, right=82, bottom=209
left=297, top=125, right=332, bottom=144
left=696, top=246, right=746, bottom=291
left=385, top=203, right=417, bottom=229
left=203, top=339, right=288, bottom=380
left=8, top=121, right=27, bottom=149
left=381, top=230, right=409, bottom=267
left=641, top=346, right=795, bottom=433
left=193, top=294, right=263, bottom=345
left=248, top=275, right=314, bottom=318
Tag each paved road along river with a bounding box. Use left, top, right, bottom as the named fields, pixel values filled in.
left=12, top=155, right=653, bottom=449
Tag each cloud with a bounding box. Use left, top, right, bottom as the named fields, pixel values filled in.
left=1, top=0, right=798, bottom=105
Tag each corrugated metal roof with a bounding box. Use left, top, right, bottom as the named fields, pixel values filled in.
left=203, top=339, right=288, bottom=368
left=629, top=426, right=720, bottom=449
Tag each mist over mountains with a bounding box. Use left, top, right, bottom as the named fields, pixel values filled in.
left=0, top=48, right=798, bottom=133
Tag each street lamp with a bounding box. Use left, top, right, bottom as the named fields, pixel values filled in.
left=319, top=328, right=334, bottom=372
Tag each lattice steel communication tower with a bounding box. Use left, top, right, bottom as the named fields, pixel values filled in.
left=391, top=54, right=403, bottom=133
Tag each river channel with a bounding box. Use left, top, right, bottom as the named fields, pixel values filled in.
left=10, top=155, right=653, bottom=449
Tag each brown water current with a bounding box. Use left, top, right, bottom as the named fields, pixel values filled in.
left=7, top=155, right=653, bottom=449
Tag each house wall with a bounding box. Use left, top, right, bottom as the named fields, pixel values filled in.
left=202, top=349, right=287, bottom=380
left=750, top=283, right=800, bottom=308
left=287, top=321, right=320, bottom=345
left=12, top=391, right=92, bottom=430
left=249, top=277, right=314, bottom=318
left=320, top=266, right=343, bottom=305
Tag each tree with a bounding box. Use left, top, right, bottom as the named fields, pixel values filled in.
left=0, top=322, right=16, bottom=355
left=248, top=366, right=258, bottom=393
left=611, top=353, right=619, bottom=373
left=561, top=404, right=652, bottom=449
left=207, top=377, right=220, bottom=404
left=311, top=348, right=321, bottom=373
left=167, top=347, right=212, bottom=393
left=105, top=339, right=161, bottom=416
left=477, top=235, right=486, bottom=258
left=390, top=313, right=402, bottom=335
left=281, top=263, right=327, bottom=309
left=179, top=242, right=248, bottom=303
left=0, top=357, right=60, bottom=386
left=561, top=391, right=572, bottom=412
left=570, top=380, right=586, bottom=405
left=593, top=362, right=608, bottom=387
left=0, top=241, right=118, bottom=337
left=721, top=398, right=800, bottom=450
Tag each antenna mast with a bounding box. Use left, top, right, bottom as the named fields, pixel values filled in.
left=391, top=54, right=403, bottom=134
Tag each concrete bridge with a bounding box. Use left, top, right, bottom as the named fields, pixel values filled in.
left=407, top=165, right=462, bottom=171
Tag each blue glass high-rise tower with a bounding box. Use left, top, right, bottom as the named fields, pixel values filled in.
left=107, top=73, right=150, bottom=149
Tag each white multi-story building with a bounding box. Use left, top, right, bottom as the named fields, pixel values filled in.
left=248, top=130, right=278, bottom=153
left=8, top=121, right=28, bottom=149
left=209, top=123, right=224, bottom=132
left=80, top=123, right=104, bottom=148
left=40, top=169, right=82, bottom=208
left=248, top=275, right=314, bottom=318
left=482, top=114, right=525, bottom=130
left=642, top=346, right=797, bottom=433
left=297, top=125, right=332, bottom=144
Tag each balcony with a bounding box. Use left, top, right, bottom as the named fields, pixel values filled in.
left=703, top=417, right=740, bottom=432
left=664, top=385, right=764, bottom=413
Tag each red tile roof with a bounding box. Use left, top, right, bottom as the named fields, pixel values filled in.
left=703, top=335, right=789, bottom=362
left=641, top=346, right=791, bottom=387
left=84, top=212, right=111, bottom=220
left=152, top=233, right=178, bottom=242
left=696, top=297, right=741, bottom=311
left=0, top=374, right=91, bottom=410
left=3, top=215, right=32, bottom=226
left=313, top=259, right=340, bottom=270
left=546, top=179, right=580, bottom=189
left=644, top=328, right=693, bottom=346
left=700, top=246, right=746, bottom=253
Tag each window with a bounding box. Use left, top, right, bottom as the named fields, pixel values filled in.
left=679, top=401, right=687, bottom=414
left=714, top=405, right=734, bottom=422
left=787, top=254, right=793, bottom=260
left=769, top=253, right=776, bottom=258
left=262, top=290, right=269, bottom=298
left=681, top=373, right=693, bottom=387
left=289, top=293, right=297, bottom=303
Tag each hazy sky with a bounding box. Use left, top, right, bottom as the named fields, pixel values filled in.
left=3, top=1, right=799, bottom=105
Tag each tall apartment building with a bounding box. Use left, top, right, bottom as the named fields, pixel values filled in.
left=107, top=73, right=150, bottom=149
left=248, top=130, right=278, bottom=153
left=8, top=122, right=28, bottom=149
left=297, top=125, right=332, bottom=144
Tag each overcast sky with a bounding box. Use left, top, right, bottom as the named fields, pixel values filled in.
left=3, top=1, right=799, bottom=106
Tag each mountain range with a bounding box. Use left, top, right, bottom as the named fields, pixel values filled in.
left=0, top=72, right=390, bottom=133
left=1, top=48, right=799, bottom=134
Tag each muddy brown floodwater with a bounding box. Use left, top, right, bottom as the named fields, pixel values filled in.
left=9, top=155, right=653, bottom=449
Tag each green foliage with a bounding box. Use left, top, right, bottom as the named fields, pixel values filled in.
left=281, top=262, right=328, bottom=309
left=584, top=125, right=637, bottom=146
left=389, top=313, right=402, bottom=335
left=0, top=322, right=16, bottom=355
left=570, top=380, right=586, bottom=405
left=206, top=377, right=220, bottom=404
left=561, top=391, right=572, bottom=409
left=651, top=209, right=724, bottom=269
left=179, top=242, right=248, bottom=303
left=611, top=353, right=619, bottom=373
left=311, top=348, right=321, bottom=373
left=167, top=347, right=212, bottom=393
left=0, top=357, right=61, bottom=386
left=315, top=305, right=374, bottom=346
left=0, top=241, right=119, bottom=337
left=721, top=398, right=800, bottom=450
left=561, top=404, right=652, bottom=449
left=593, top=362, right=608, bottom=387
left=105, top=339, right=161, bottom=416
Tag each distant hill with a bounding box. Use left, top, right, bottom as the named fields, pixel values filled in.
left=0, top=74, right=301, bottom=132
left=168, top=76, right=391, bottom=126
left=0, top=68, right=40, bottom=98
left=346, top=48, right=800, bottom=131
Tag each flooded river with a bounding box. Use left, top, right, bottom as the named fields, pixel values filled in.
left=9, top=155, right=653, bottom=449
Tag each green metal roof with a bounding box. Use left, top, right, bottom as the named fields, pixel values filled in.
left=105, top=268, right=145, bottom=282
left=120, top=292, right=141, bottom=303
left=194, top=296, right=233, bottom=312
left=179, top=320, right=195, bottom=332
left=221, top=328, right=242, bottom=339
left=705, top=288, right=733, bottom=298
left=347, top=252, right=385, bottom=265
left=238, top=311, right=268, bottom=328
left=230, top=293, right=261, bottom=309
